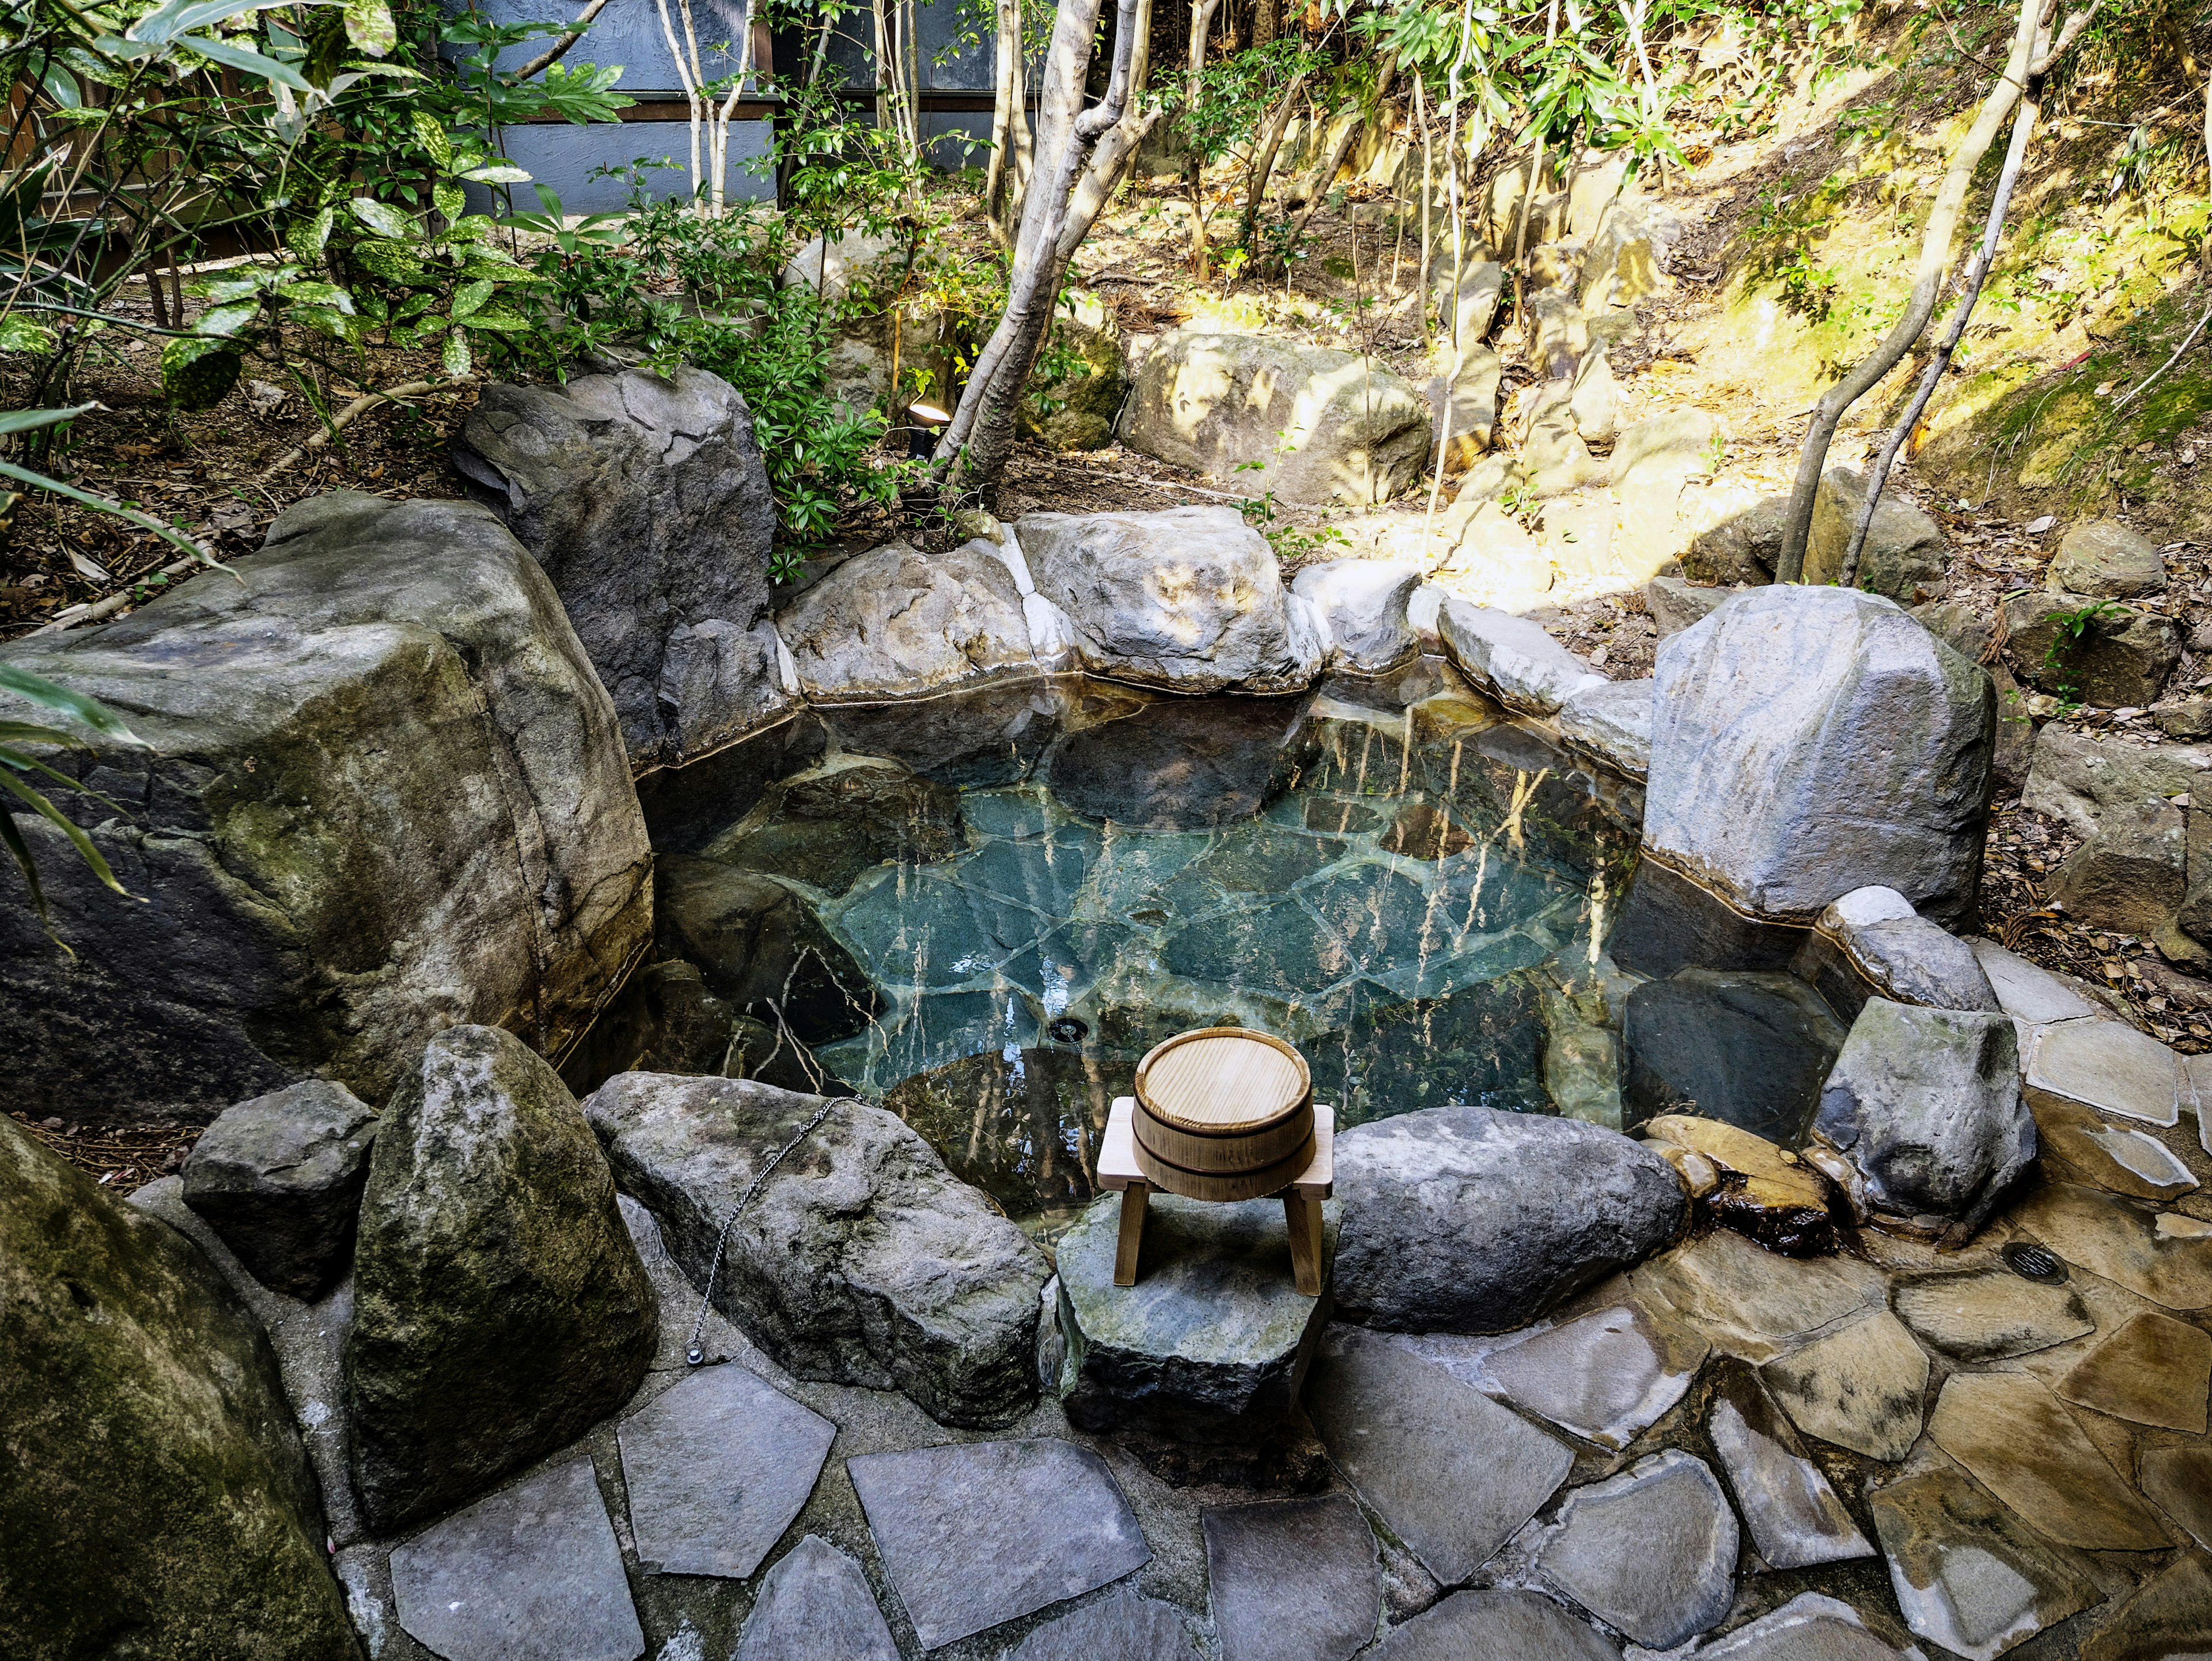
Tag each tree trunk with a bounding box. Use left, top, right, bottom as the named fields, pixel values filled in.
left=1255, top=0, right=1279, bottom=47
left=1772, top=0, right=2044, bottom=583
left=937, top=0, right=1142, bottom=503
left=986, top=0, right=1027, bottom=244
left=1056, top=0, right=1160, bottom=260
left=1275, top=53, right=1396, bottom=268
left=1241, top=73, right=1308, bottom=248
left=1182, top=0, right=1218, bottom=277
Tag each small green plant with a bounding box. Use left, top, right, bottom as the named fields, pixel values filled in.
left=2040, top=599, right=2128, bottom=708
left=1235, top=469, right=1349, bottom=563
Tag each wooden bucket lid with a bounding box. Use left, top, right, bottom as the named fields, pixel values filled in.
left=1134, top=1028, right=1310, bottom=1137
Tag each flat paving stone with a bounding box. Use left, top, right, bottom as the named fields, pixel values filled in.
left=2038, top=1108, right=2199, bottom=1202
left=1692, top=1591, right=1929, bottom=1661
left=1486, top=1301, right=1708, bottom=1448
left=2055, top=1310, right=2212, bottom=1432
left=1306, top=1327, right=1574, bottom=1584
left=1707, top=1361, right=1873, bottom=1569
left=1868, top=1463, right=2103, bottom=1661
left=2012, top=1182, right=2212, bottom=1310
left=2138, top=1443, right=2212, bottom=1549
left=1003, top=1587, right=1202, bottom=1661
left=1205, top=1494, right=1381, bottom=1661
left=1761, top=1309, right=1929, bottom=1462
left=1973, top=939, right=2101, bottom=1026
left=732, top=1536, right=897, bottom=1661
left=2027, top=1018, right=2183, bottom=1127
left=1363, top=1588, right=1619, bottom=1660
left=2080, top=1553, right=2212, bottom=1661
left=1926, top=1372, right=2166, bottom=1550
left=389, top=1456, right=644, bottom=1661
left=1891, top=1267, right=2096, bottom=1361
left=1533, top=1450, right=1738, bottom=1651
left=847, top=1438, right=1150, bottom=1650
left=617, top=1364, right=835, bottom=1579
left=1631, top=1227, right=1887, bottom=1363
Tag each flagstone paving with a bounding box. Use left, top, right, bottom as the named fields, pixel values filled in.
left=1205, top=1494, right=1382, bottom=1661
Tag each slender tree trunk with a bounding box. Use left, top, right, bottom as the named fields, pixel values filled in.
left=1276, top=52, right=1397, bottom=265
left=986, top=0, right=1024, bottom=244
left=1183, top=0, right=1217, bottom=277
left=1255, top=0, right=1279, bottom=47
left=1415, top=74, right=1434, bottom=342
left=1510, top=0, right=1559, bottom=325
left=1772, top=0, right=2046, bottom=582
left=1055, top=0, right=1157, bottom=258
left=937, top=0, right=1142, bottom=502
left=1241, top=73, right=1308, bottom=248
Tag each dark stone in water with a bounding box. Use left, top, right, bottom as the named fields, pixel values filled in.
left=1623, top=968, right=1847, bottom=1147
left=881, top=1046, right=1132, bottom=1225
left=1609, top=857, right=1809, bottom=979
left=635, top=709, right=829, bottom=853
left=1310, top=979, right=1550, bottom=1125
left=1048, top=695, right=1307, bottom=828
left=822, top=679, right=1070, bottom=786
left=708, top=757, right=964, bottom=896
left=559, top=959, right=737, bottom=1096
left=656, top=855, right=880, bottom=1042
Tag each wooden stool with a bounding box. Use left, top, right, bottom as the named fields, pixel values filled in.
left=1097, top=1095, right=1336, bottom=1296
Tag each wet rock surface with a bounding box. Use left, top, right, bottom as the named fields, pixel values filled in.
left=180, top=1079, right=378, bottom=1299
left=1365, top=1589, right=1619, bottom=1660
left=1532, top=1450, right=1738, bottom=1650
left=849, top=1439, right=1149, bottom=1650
left=1890, top=1265, right=2096, bottom=1360
left=1054, top=1191, right=1338, bottom=1441
left=2055, top=1309, right=2211, bottom=1432
left=1332, top=1105, right=1687, bottom=1333
left=1623, top=968, right=1849, bottom=1147
left=1203, top=1493, right=1381, bottom=1661
left=346, top=1026, right=658, bottom=1534
left=732, top=1536, right=897, bottom=1661
left=1760, top=1309, right=1929, bottom=1462
left=1927, top=1370, right=2167, bottom=1549
left=452, top=365, right=781, bottom=763
left=1486, top=1299, right=1709, bottom=1447
left=584, top=1073, right=1048, bottom=1427
left=1707, top=1361, right=1872, bottom=1569
left=1790, top=886, right=2000, bottom=1019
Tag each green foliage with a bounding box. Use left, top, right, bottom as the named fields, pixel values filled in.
left=1743, top=176, right=1843, bottom=319
left=1235, top=468, right=1351, bottom=562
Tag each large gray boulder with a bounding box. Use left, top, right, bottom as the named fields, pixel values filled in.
left=777, top=539, right=1038, bottom=700
left=1122, top=331, right=1430, bottom=504
left=2048, top=519, right=2165, bottom=597
left=1438, top=599, right=1607, bottom=716
left=452, top=365, right=785, bottom=765
left=1291, top=558, right=1423, bottom=672
left=2003, top=589, right=2181, bottom=708
left=1804, top=468, right=1950, bottom=604
left=346, top=1026, right=658, bottom=1534
left=584, top=1073, right=1049, bottom=1428
left=2047, top=801, right=2188, bottom=934
left=1815, top=998, right=2033, bottom=1231
left=2022, top=726, right=2209, bottom=839
left=1790, top=886, right=2001, bottom=1021
left=1333, top=1105, right=1687, bottom=1333
left=1018, top=506, right=1325, bottom=693
left=1645, top=587, right=1993, bottom=925
left=0, top=491, right=652, bottom=1125
left=181, top=1080, right=378, bottom=1299
left=1, top=1117, right=359, bottom=1660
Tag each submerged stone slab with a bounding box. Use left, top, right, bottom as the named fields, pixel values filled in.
left=1633, top=1226, right=1887, bottom=1363
left=1762, top=1310, right=1928, bottom=1462
left=2027, top=1017, right=2183, bottom=1127
left=2012, top=1182, right=2212, bottom=1310
left=1622, top=968, right=1848, bottom=1149
left=1005, top=1587, right=1200, bottom=1661
left=1926, top=1372, right=2165, bottom=1550
left=1708, top=1362, right=1873, bottom=1569
left=1890, top=1267, right=2095, bottom=1361
left=2055, top=1310, right=2211, bottom=1432
left=2139, top=1444, right=2212, bottom=1549
left=389, top=1457, right=644, bottom=1661
left=1306, top=1328, right=1573, bottom=1585
left=617, top=1364, right=835, bottom=1579
left=732, top=1536, right=896, bottom=1661
left=1534, top=1450, right=1738, bottom=1651
left=1695, top=1592, right=1930, bottom=1661
left=1365, top=1589, right=1619, bottom=1660
left=1054, top=1191, right=1336, bottom=1442
left=847, top=1439, right=1149, bottom=1650
left=1333, top=1105, right=1687, bottom=1334
left=1204, top=1494, right=1381, bottom=1661
left=1868, top=1463, right=2101, bottom=1661
left=2080, top=1553, right=2212, bottom=1661
left=1486, top=1301, right=1708, bottom=1447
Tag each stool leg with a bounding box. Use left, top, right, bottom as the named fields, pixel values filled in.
left=1114, top=1185, right=1149, bottom=1287
left=1283, top=1193, right=1323, bottom=1296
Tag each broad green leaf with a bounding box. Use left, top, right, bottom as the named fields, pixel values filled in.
left=279, top=280, right=354, bottom=313
left=176, top=34, right=314, bottom=93
left=444, top=213, right=495, bottom=243
left=0, top=664, right=143, bottom=744
left=349, top=197, right=414, bottom=240
left=160, top=335, right=242, bottom=411
left=433, top=180, right=465, bottom=224
left=293, top=305, right=361, bottom=345
left=0, top=406, right=94, bottom=438
left=412, top=109, right=453, bottom=171
left=286, top=205, right=336, bottom=262
left=448, top=279, right=493, bottom=320
left=128, top=0, right=304, bottom=44
left=194, top=301, right=261, bottom=338
left=351, top=241, right=425, bottom=283
left=40, top=65, right=81, bottom=109
left=461, top=305, right=528, bottom=332
left=459, top=164, right=531, bottom=185
left=442, top=330, right=472, bottom=377
left=189, top=271, right=273, bottom=302
left=0, top=316, right=57, bottom=354
left=342, top=0, right=396, bottom=56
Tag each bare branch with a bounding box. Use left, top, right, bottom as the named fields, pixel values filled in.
left=509, top=0, right=617, bottom=82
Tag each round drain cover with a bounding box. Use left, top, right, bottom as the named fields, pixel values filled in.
left=2002, top=1241, right=2067, bottom=1284
left=1047, top=1016, right=1089, bottom=1043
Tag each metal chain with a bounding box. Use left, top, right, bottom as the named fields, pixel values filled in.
left=686, top=1096, right=841, bottom=1365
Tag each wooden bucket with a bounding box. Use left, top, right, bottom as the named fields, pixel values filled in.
left=1132, top=1027, right=1314, bottom=1203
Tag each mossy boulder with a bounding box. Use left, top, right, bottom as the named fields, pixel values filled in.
left=0, top=1115, right=359, bottom=1660
left=0, top=491, right=652, bottom=1126
left=345, top=1025, right=658, bottom=1534
left=2002, top=589, right=2183, bottom=707
left=1019, top=318, right=1130, bottom=451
